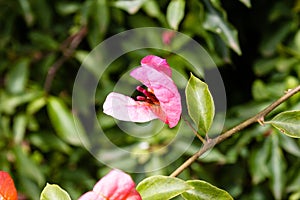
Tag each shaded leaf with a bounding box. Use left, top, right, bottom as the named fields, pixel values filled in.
left=203, top=0, right=241, bottom=55
left=18, top=0, right=34, bottom=26
left=268, top=134, right=286, bottom=200
left=14, top=146, right=45, bottom=186
left=268, top=110, right=300, bottom=138
left=181, top=180, right=233, bottom=200
left=86, top=0, right=109, bottom=47
left=167, top=0, right=185, bottom=30
left=185, top=73, right=215, bottom=134
left=40, top=183, right=71, bottom=200
left=136, top=175, right=192, bottom=200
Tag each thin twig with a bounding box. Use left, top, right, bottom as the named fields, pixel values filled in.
left=170, top=85, right=300, bottom=177
left=182, top=116, right=206, bottom=144
left=44, top=26, right=87, bottom=93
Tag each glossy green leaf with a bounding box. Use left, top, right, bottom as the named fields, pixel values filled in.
left=181, top=180, right=233, bottom=200
left=5, top=58, right=30, bottom=94
left=186, top=73, right=215, bottom=134
left=47, top=96, right=88, bottom=146
left=268, top=110, right=300, bottom=138
left=40, top=183, right=71, bottom=200
left=136, top=175, right=192, bottom=200
left=167, top=0, right=185, bottom=30
left=113, top=0, right=147, bottom=14
left=203, top=0, right=241, bottom=55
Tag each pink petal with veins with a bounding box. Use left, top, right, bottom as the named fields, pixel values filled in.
left=141, top=55, right=172, bottom=77
left=78, top=170, right=142, bottom=200
left=130, top=65, right=181, bottom=128
left=103, top=92, right=159, bottom=122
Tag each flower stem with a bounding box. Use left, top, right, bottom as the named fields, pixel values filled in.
left=170, top=85, right=300, bottom=177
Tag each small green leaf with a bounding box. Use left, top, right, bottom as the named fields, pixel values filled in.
left=47, top=96, right=89, bottom=146
left=167, top=0, right=185, bottom=30
left=267, top=110, right=300, bottom=138
left=136, top=175, right=193, bottom=200
left=5, top=58, right=30, bottom=94
left=40, top=183, right=71, bottom=200
left=181, top=180, right=234, bottom=200
left=113, top=0, right=147, bottom=14
left=185, top=73, right=215, bottom=134
left=13, top=113, right=27, bottom=144
left=238, top=0, right=251, bottom=8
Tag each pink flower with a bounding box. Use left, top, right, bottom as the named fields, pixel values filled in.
left=103, top=55, right=182, bottom=128
left=78, top=169, right=141, bottom=200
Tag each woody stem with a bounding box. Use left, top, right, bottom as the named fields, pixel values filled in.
left=170, top=85, right=300, bottom=177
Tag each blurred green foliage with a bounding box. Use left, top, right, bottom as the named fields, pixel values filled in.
left=0, top=0, right=300, bottom=199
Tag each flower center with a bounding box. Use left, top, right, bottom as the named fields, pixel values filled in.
left=136, top=86, right=160, bottom=105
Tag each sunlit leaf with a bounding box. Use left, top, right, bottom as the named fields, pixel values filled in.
left=40, top=183, right=71, bottom=200
left=181, top=180, right=233, bottom=200
left=113, top=0, right=147, bottom=14
left=167, top=0, right=185, bottom=30
left=136, top=175, right=192, bottom=200
left=185, top=73, right=215, bottom=134
left=268, top=110, right=300, bottom=138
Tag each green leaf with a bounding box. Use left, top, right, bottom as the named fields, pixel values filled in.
left=113, top=0, right=147, bottom=14
left=136, top=175, right=192, bottom=200
left=185, top=73, right=215, bottom=134
left=238, top=0, right=251, bottom=8
left=87, top=0, right=109, bottom=47
left=203, top=0, right=241, bottom=55
left=167, top=0, right=185, bottom=30
left=268, top=134, right=286, bottom=200
left=13, top=113, right=27, bottom=144
left=181, top=180, right=234, bottom=200
left=18, top=0, right=34, bottom=26
left=267, top=110, right=300, bottom=138
left=5, top=58, right=30, bottom=94
left=47, top=96, right=89, bottom=146
left=40, top=183, right=71, bottom=200
left=14, top=146, right=45, bottom=186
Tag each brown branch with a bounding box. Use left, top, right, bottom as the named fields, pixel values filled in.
left=170, top=85, right=300, bottom=177
left=44, top=26, right=87, bottom=93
